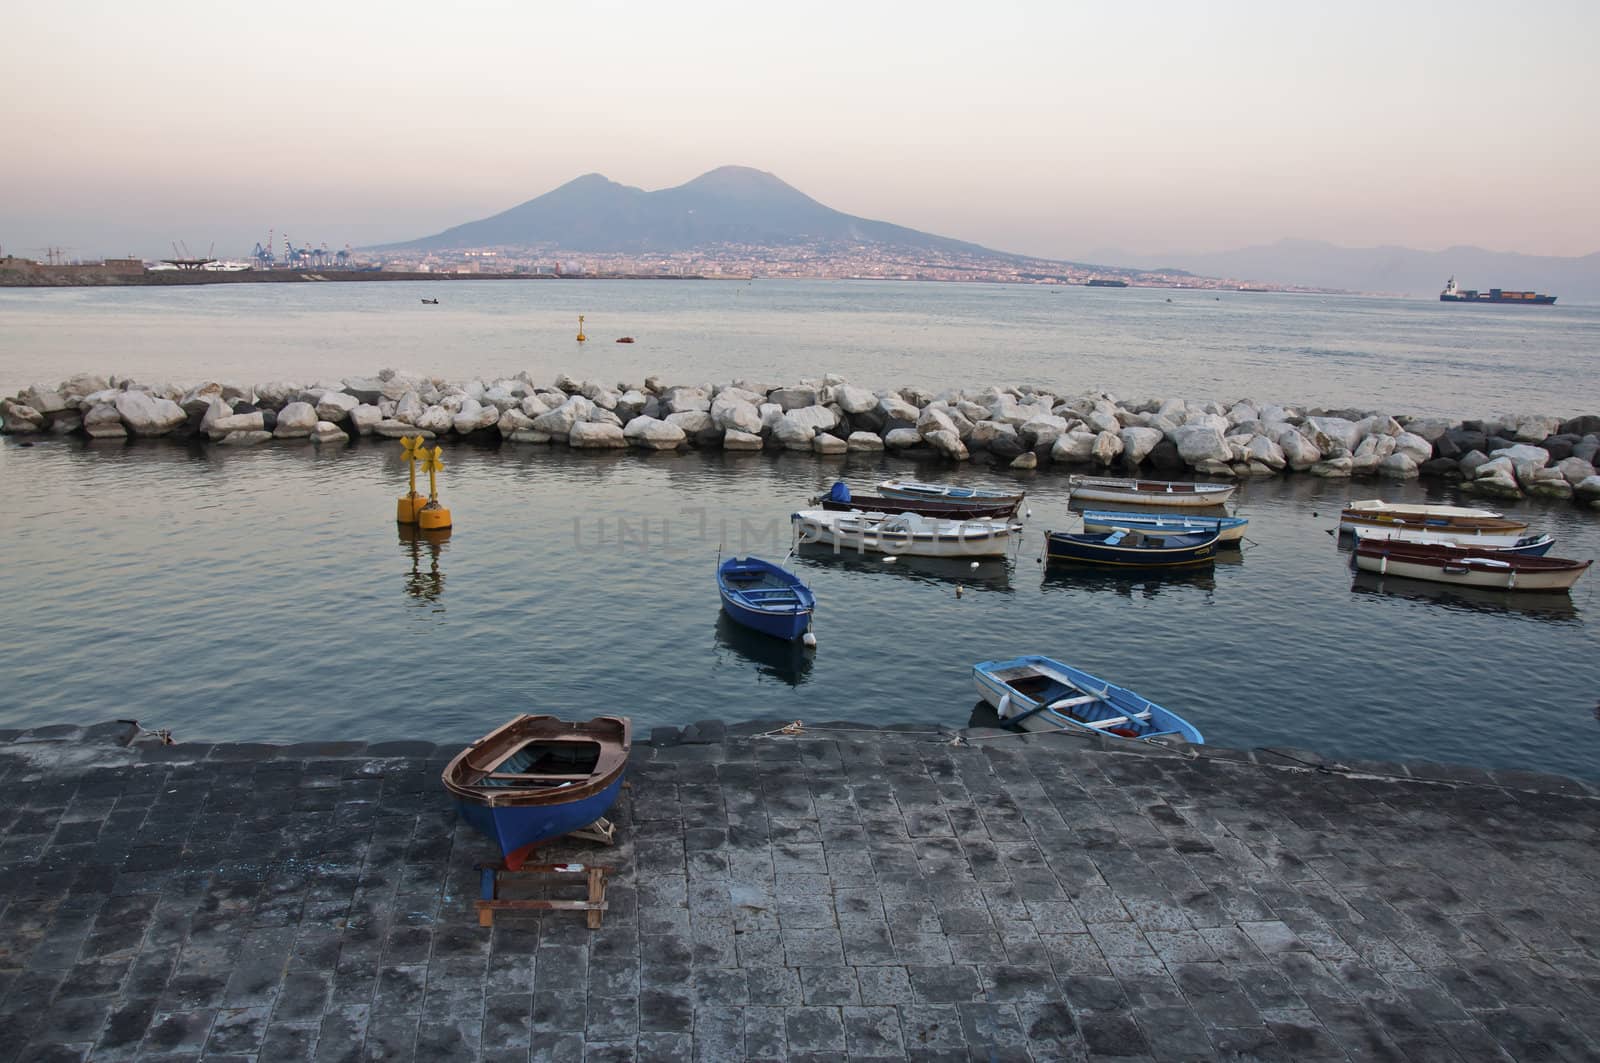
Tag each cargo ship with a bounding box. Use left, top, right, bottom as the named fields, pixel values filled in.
left=1086, top=277, right=1129, bottom=288
left=1440, top=277, right=1556, bottom=305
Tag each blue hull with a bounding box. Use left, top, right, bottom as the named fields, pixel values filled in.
left=973, top=655, right=1204, bottom=744
left=456, top=773, right=626, bottom=860
left=717, top=556, right=815, bottom=641
left=720, top=595, right=811, bottom=639
left=1046, top=530, right=1217, bottom=568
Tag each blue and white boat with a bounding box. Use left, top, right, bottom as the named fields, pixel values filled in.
left=878, top=479, right=1025, bottom=510
left=1045, top=527, right=1219, bottom=567
left=717, top=556, right=816, bottom=641
left=972, top=655, right=1203, bottom=743
left=1081, top=510, right=1248, bottom=544
left=1350, top=525, right=1553, bottom=555
left=443, top=715, right=631, bottom=870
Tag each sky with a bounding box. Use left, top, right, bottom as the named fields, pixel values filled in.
left=3, top=0, right=1597, bottom=263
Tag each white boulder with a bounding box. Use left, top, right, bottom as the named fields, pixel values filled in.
left=1556, top=456, right=1597, bottom=486
left=208, top=412, right=266, bottom=438
left=350, top=404, right=381, bottom=436
left=315, top=391, right=360, bottom=422
left=114, top=391, right=186, bottom=436
left=453, top=400, right=500, bottom=435
left=835, top=385, right=877, bottom=415
left=216, top=430, right=273, bottom=446
left=1051, top=431, right=1096, bottom=463
left=774, top=414, right=817, bottom=450
left=623, top=416, right=687, bottom=450
left=531, top=397, right=593, bottom=435
left=1392, top=431, right=1433, bottom=464
left=812, top=433, right=848, bottom=455
left=1378, top=453, right=1420, bottom=479
left=1174, top=424, right=1230, bottom=465
left=1302, top=417, right=1361, bottom=454
left=847, top=431, right=884, bottom=451
left=416, top=405, right=453, bottom=434
left=568, top=421, right=626, bottom=448
left=786, top=405, right=839, bottom=433
left=665, top=410, right=714, bottom=437
left=878, top=395, right=921, bottom=424
left=1, top=401, right=45, bottom=432
left=1091, top=430, right=1123, bottom=465
left=883, top=428, right=924, bottom=449
left=374, top=419, right=432, bottom=439
left=924, top=429, right=968, bottom=460
left=1118, top=426, right=1164, bottom=466
left=1245, top=435, right=1286, bottom=471
left=711, top=396, right=763, bottom=435
left=274, top=402, right=318, bottom=438
left=311, top=421, right=349, bottom=444
left=723, top=429, right=764, bottom=451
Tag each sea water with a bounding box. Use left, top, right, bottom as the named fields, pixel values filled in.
left=0, top=281, right=1596, bottom=777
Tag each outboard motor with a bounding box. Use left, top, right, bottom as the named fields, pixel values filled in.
left=827, top=480, right=851, bottom=503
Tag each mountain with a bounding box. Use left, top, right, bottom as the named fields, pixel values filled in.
left=1149, top=238, right=1600, bottom=302
left=378, top=165, right=1013, bottom=257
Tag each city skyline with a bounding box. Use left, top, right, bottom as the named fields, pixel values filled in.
left=3, top=1, right=1597, bottom=263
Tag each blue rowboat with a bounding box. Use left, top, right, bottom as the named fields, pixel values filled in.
left=877, top=478, right=1025, bottom=507
left=973, top=655, right=1203, bottom=743
left=718, top=556, right=816, bottom=641
left=1081, top=509, right=1248, bottom=544
left=443, top=715, right=631, bottom=870
left=1045, top=527, right=1218, bottom=567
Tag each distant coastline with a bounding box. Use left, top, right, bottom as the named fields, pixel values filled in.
left=0, top=267, right=707, bottom=288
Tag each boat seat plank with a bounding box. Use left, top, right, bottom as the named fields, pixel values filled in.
left=1047, top=694, right=1105, bottom=710
left=1083, top=711, right=1152, bottom=729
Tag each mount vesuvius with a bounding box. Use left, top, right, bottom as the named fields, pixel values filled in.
left=377, top=165, right=1022, bottom=258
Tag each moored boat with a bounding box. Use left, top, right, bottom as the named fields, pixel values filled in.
left=877, top=479, right=1025, bottom=507
left=1353, top=540, right=1591, bottom=592
left=1351, top=525, right=1554, bottom=555
left=1068, top=476, right=1235, bottom=507
left=1045, top=527, right=1219, bottom=568
left=972, top=655, right=1203, bottom=742
left=815, top=481, right=1019, bottom=520
left=791, top=508, right=1019, bottom=557
left=1338, top=500, right=1527, bottom=536
left=443, top=715, right=632, bottom=870
left=717, top=556, right=815, bottom=641
left=1081, top=509, right=1247, bottom=544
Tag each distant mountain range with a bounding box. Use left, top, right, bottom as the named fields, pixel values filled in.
left=378, top=165, right=1020, bottom=258
left=1118, top=238, right=1600, bottom=302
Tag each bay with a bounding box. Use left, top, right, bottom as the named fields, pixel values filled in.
left=3, top=279, right=1597, bottom=418
left=0, top=279, right=1596, bottom=779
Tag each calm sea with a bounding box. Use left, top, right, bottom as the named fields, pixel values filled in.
left=3, top=279, right=1598, bottom=418
left=0, top=281, right=1596, bottom=778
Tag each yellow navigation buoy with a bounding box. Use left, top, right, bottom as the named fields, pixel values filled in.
left=576, top=314, right=587, bottom=343
left=418, top=444, right=452, bottom=530
left=397, top=435, right=428, bottom=523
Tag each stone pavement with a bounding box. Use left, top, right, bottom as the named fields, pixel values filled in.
left=0, top=720, right=1597, bottom=1062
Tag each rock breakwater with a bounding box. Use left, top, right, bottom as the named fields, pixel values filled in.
left=6, top=370, right=1599, bottom=508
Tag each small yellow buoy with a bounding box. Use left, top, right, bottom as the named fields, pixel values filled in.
left=576, top=314, right=587, bottom=343
left=396, top=435, right=428, bottom=523
left=417, top=444, right=452, bottom=530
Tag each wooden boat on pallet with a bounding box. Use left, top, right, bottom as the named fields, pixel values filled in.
left=1045, top=527, right=1219, bottom=568
left=791, top=509, right=1019, bottom=557
left=444, top=715, right=631, bottom=870
left=1338, top=499, right=1527, bottom=536
left=1353, top=540, right=1591, bottom=592
left=1069, top=476, right=1235, bottom=507
left=1352, top=525, right=1554, bottom=555
left=815, top=481, right=1020, bottom=519
left=877, top=478, right=1025, bottom=507
left=1081, top=509, right=1248, bottom=544
left=972, top=655, right=1203, bottom=742
left=717, top=556, right=815, bottom=641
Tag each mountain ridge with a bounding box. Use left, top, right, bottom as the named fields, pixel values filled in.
left=376, top=165, right=1017, bottom=260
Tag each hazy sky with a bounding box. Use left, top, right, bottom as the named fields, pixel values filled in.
left=4, top=0, right=1596, bottom=262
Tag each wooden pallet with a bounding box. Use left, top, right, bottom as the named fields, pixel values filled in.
left=473, top=817, right=617, bottom=928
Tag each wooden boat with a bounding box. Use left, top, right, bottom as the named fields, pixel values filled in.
left=791, top=509, right=1018, bottom=557
left=1338, top=499, right=1527, bottom=536
left=443, top=715, right=631, bottom=870
left=1351, top=525, right=1554, bottom=555
left=1068, top=476, right=1235, bottom=507
left=1081, top=509, right=1247, bottom=544
left=877, top=479, right=1025, bottom=507
left=420, top=298, right=439, bottom=305
left=972, top=655, right=1203, bottom=743
left=815, top=481, right=1020, bottom=520
left=1353, top=540, right=1591, bottom=592
left=1045, top=527, right=1219, bottom=568
left=615, top=337, right=635, bottom=343
left=717, top=556, right=815, bottom=641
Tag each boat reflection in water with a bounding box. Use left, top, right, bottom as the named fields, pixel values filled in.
left=1041, top=563, right=1218, bottom=599
left=398, top=522, right=449, bottom=610
left=1349, top=571, right=1579, bottom=623
left=713, top=612, right=814, bottom=686
left=791, top=543, right=1012, bottom=592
